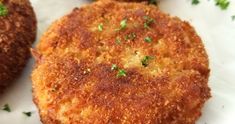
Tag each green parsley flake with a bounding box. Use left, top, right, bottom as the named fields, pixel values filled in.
left=115, top=37, right=121, bottom=44
left=144, top=36, right=152, bottom=43
left=215, top=0, right=230, bottom=10
left=23, top=112, right=32, bottom=117
left=116, top=19, right=127, bottom=31
left=120, top=19, right=127, bottom=29
left=125, top=33, right=136, bottom=41
left=2, top=104, right=11, bottom=112
left=143, top=16, right=155, bottom=29
left=149, top=0, right=158, bottom=5
left=111, top=64, right=118, bottom=70
left=0, top=3, right=8, bottom=16
left=111, top=64, right=127, bottom=78
left=98, top=23, right=103, bottom=32
left=117, top=69, right=127, bottom=77
left=141, top=56, right=154, bottom=67
left=192, top=0, right=200, bottom=5
left=232, top=15, right=235, bottom=21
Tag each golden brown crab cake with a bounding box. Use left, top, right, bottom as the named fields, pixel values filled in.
left=32, top=0, right=210, bottom=124
left=0, top=0, right=36, bottom=93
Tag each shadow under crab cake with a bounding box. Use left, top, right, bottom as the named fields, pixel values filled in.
left=0, top=0, right=36, bottom=93
left=32, top=0, right=210, bottom=123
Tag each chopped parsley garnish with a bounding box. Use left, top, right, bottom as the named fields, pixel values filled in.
left=2, top=104, right=11, bottom=112
left=0, top=3, right=8, bottom=16
left=192, top=0, right=200, bottom=5
left=125, top=33, right=136, bottom=41
left=149, top=0, right=158, bottom=5
left=144, top=36, right=152, bottom=43
left=111, top=65, right=127, bottom=78
left=141, top=56, right=154, bottom=67
left=215, top=0, right=230, bottom=10
left=98, top=23, right=103, bottom=32
left=143, top=16, right=155, bottom=29
left=117, top=69, right=127, bottom=77
left=23, top=112, right=32, bottom=117
left=232, top=15, right=235, bottom=21
left=116, top=19, right=127, bottom=31
left=115, top=37, right=121, bottom=44
left=120, top=19, right=127, bottom=29
left=111, top=64, right=118, bottom=70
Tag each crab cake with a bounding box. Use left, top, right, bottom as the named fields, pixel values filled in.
left=32, top=0, right=210, bottom=123
left=0, top=0, right=36, bottom=92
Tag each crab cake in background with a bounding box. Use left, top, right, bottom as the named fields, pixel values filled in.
left=0, top=0, right=36, bottom=93
left=32, top=0, right=210, bottom=123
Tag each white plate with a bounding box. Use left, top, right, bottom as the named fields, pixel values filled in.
left=0, top=0, right=235, bottom=124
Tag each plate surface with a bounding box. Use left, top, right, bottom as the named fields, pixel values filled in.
left=0, top=0, right=235, bottom=124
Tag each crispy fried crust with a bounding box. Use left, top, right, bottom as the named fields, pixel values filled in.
left=32, top=0, right=210, bottom=124
left=0, top=0, right=36, bottom=92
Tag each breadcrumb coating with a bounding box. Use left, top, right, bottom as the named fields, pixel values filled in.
left=32, top=0, right=210, bottom=124
left=0, top=0, right=36, bottom=92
